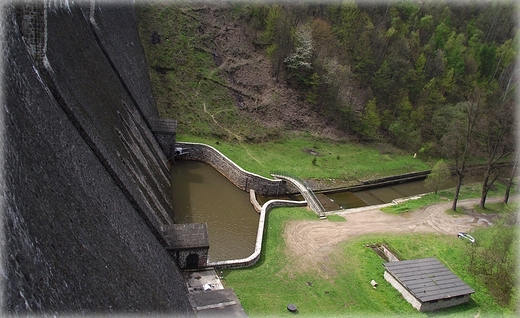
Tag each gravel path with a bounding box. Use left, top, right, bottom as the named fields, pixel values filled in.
left=284, top=197, right=510, bottom=273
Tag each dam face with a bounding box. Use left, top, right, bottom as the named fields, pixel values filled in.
left=1, top=2, right=192, bottom=315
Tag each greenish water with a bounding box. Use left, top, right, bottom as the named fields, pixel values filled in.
left=170, top=160, right=259, bottom=262
left=327, top=180, right=436, bottom=208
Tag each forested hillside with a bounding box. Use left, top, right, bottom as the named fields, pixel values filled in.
left=137, top=0, right=517, bottom=156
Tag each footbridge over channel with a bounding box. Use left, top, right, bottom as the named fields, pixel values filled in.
left=271, top=174, right=326, bottom=219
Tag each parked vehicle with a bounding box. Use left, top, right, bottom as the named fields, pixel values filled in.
left=457, top=232, right=475, bottom=243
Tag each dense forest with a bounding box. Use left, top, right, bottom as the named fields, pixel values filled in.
left=237, top=0, right=518, bottom=210
left=139, top=0, right=517, bottom=152
left=137, top=0, right=518, bottom=209
left=243, top=0, right=517, bottom=150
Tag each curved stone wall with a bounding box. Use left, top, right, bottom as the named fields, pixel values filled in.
left=208, top=199, right=307, bottom=269
left=176, top=142, right=287, bottom=196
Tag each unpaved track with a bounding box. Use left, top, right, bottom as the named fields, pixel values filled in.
left=284, top=197, right=508, bottom=273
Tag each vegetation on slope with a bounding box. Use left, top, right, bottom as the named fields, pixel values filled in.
left=136, top=3, right=283, bottom=141
left=177, top=133, right=431, bottom=181
left=137, top=0, right=517, bottom=154
left=137, top=0, right=517, bottom=209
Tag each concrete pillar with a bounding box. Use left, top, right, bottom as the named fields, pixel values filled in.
left=150, top=118, right=177, bottom=163
left=18, top=3, right=47, bottom=68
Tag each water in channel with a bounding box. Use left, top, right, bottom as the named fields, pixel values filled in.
left=170, top=160, right=259, bottom=262
left=326, top=180, right=437, bottom=209
left=324, top=175, right=484, bottom=209
left=170, top=161, right=482, bottom=261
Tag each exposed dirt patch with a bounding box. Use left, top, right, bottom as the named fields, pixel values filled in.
left=194, top=4, right=352, bottom=140
left=302, top=148, right=323, bottom=156
left=284, top=197, right=509, bottom=274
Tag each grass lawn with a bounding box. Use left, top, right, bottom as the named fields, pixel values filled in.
left=221, top=207, right=517, bottom=317
left=177, top=133, right=432, bottom=180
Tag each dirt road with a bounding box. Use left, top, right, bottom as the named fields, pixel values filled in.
left=284, top=197, right=507, bottom=273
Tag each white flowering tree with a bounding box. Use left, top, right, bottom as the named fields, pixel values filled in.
left=284, top=25, right=314, bottom=85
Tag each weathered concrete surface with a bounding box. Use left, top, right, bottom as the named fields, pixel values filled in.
left=1, top=3, right=192, bottom=315
left=87, top=2, right=159, bottom=124
left=42, top=4, right=175, bottom=232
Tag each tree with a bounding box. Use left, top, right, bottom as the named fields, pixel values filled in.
left=478, top=43, right=497, bottom=79
left=477, top=88, right=515, bottom=208
left=284, top=24, right=314, bottom=85
left=359, top=98, right=380, bottom=139
left=260, top=5, right=293, bottom=82
left=328, top=0, right=374, bottom=81
left=441, top=92, right=483, bottom=211
left=467, top=216, right=518, bottom=307
left=503, top=151, right=518, bottom=205
left=425, top=160, right=451, bottom=194
left=310, top=18, right=336, bottom=59
left=444, top=32, right=466, bottom=77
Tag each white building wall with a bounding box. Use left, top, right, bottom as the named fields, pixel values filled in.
left=420, top=295, right=471, bottom=311
left=384, top=271, right=422, bottom=311
left=384, top=271, right=472, bottom=312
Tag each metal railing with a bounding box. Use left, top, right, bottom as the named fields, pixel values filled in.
left=271, top=171, right=326, bottom=214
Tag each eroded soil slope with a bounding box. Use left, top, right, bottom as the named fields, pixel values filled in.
left=202, top=4, right=353, bottom=139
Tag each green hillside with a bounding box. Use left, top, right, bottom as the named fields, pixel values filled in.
left=136, top=0, right=517, bottom=157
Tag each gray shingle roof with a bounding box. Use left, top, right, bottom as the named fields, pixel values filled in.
left=383, top=258, right=475, bottom=302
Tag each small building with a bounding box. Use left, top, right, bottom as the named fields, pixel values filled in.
left=383, top=258, right=475, bottom=312
left=161, top=223, right=209, bottom=269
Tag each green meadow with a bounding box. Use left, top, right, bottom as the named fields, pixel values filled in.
left=177, top=133, right=431, bottom=181
left=221, top=207, right=518, bottom=317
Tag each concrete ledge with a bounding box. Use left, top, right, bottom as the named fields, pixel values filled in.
left=250, top=189, right=263, bottom=213
left=316, top=171, right=431, bottom=194
left=176, top=142, right=286, bottom=196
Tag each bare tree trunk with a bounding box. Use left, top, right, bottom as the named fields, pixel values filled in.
left=480, top=163, right=500, bottom=209
left=480, top=173, right=490, bottom=209
left=452, top=173, right=464, bottom=211
left=504, top=159, right=518, bottom=204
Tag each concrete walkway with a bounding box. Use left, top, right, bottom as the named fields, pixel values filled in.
left=272, top=174, right=326, bottom=218
left=184, top=270, right=248, bottom=317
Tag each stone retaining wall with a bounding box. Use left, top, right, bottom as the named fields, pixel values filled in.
left=176, top=142, right=286, bottom=196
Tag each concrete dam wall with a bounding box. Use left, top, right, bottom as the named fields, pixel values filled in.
left=1, top=1, right=193, bottom=315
